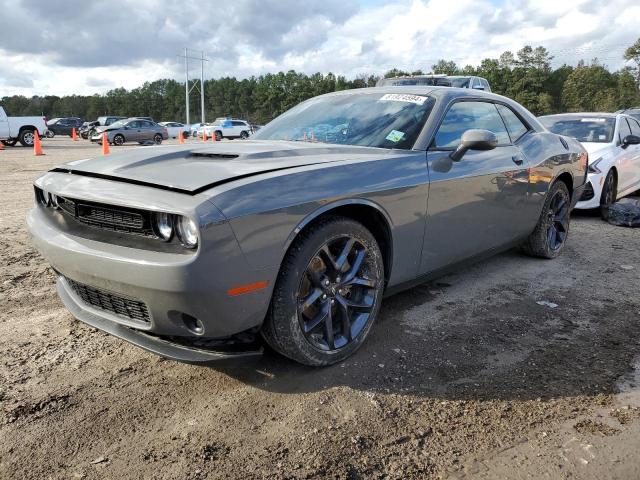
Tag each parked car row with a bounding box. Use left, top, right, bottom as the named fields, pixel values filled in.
left=377, top=74, right=492, bottom=91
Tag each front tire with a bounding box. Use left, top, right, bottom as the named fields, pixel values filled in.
left=240, top=131, right=249, bottom=139
left=1, top=139, right=17, bottom=147
left=215, top=131, right=223, bottom=141
left=113, top=134, right=125, bottom=146
left=522, top=181, right=571, bottom=259
left=599, top=169, right=617, bottom=219
left=262, top=217, right=384, bottom=366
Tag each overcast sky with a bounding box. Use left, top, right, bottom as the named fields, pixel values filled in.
left=1, top=0, right=638, bottom=97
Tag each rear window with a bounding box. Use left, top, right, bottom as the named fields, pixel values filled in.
left=539, top=116, right=615, bottom=143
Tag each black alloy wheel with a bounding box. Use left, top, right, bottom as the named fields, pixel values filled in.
left=297, top=235, right=379, bottom=352
left=546, top=188, right=570, bottom=251
left=113, top=134, right=125, bottom=146
left=262, top=217, right=384, bottom=366
left=521, top=180, right=571, bottom=259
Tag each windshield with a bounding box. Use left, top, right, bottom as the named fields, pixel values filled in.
left=377, top=77, right=450, bottom=87
left=253, top=92, right=433, bottom=149
left=539, top=116, right=615, bottom=143
left=449, top=77, right=471, bottom=88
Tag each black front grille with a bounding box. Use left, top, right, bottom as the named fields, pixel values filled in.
left=77, top=203, right=144, bottom=229
left=57, top=196, right=154, bottom=236
left=66, top=278, right=151, bottom=324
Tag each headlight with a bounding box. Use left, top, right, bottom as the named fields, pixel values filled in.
left=153, top=212, right=173, bottom=241
left=176, top=216, right=198, bottom=249
left=588, top=157, right=602, bottom=174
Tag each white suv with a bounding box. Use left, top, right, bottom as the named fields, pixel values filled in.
left=202, top=118, right=251, bottom=140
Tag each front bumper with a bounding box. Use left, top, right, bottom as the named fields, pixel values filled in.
left=575, top=172, right=604, bottom=209
left=27, top=174, right=279, bottom=361
left=57, top=277, right=262, bottom=362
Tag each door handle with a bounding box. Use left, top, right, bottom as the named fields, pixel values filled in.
left=512, top=156, right=524, bottom=166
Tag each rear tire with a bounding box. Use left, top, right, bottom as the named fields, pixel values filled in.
left=19, top=129, right=35, bottom=147
left=522, top=181, right=571, bottom=259
left=153, top=133, right=163, bottom=145
left=261, top=216, right=384, bottom=366
left=599, top=169, right=617, bottom=219
left=1, top=139, right=17, bottom=147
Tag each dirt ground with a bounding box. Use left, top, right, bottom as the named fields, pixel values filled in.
left=1, top=137, right=640, bottom=480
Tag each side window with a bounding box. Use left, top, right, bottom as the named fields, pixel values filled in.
left=628, top=118, right=640, bottom=136
left=496, top=104, right=529, bottom=142
left=128, top=121, right=140, bottom=129
left=433, top=101, right=510, bottom=148
left=482, top=79, right=490, bottom=91
left=618, top=118, right=632, bottom=143
left=232, top=121, right=245, bottom=127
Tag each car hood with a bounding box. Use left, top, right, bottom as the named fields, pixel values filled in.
left=581, top=142, right=614, bottom=159
left=50, top=140, right=400, bottom=194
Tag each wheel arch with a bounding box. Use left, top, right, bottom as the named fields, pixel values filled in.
left=284, top=199, right=394, bottom=285
left=554, top=171, right=574, bottom=199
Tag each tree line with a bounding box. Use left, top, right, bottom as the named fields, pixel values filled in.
left=3, top=39, right=640, bottom=126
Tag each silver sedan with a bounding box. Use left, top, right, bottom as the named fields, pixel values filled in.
left=91, top=118, right=168, bottom=146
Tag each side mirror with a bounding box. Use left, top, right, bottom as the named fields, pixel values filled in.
left=622, top=134, right=640, bottom=148
left=450, top=129, right=498, bottom=162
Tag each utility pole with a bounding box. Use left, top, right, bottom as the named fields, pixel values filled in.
left=200, top=51, right=206, bottom=124
left=178, top=49, right=208, bottom=127
left=184, top=48, right=189, bottom=126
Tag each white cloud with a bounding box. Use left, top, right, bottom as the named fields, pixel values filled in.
left=1, top=0, right=638, bottom=96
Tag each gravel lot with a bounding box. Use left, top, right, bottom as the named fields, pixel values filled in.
left=1, top=137, right=640, bottom=479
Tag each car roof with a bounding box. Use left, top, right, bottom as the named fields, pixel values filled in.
left=321, top=85, right=501, bottom=103
left=539, top=112, right=617, bottom=119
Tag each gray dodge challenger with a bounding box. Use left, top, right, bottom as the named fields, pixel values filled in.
left=28, top=87, right=587, bottom=366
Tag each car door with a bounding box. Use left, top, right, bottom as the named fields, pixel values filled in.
left=0, top=108, right=9, bottom=138
left=420, top=100, right=531, bottom=274
left=625, top=118, right=640, bottom=192
left=126, top=120, right=141, bottom=141
left=615, top=118, right=636, bottom=193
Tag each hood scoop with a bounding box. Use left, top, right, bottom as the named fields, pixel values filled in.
left=189, top=152, right=240, bottom=160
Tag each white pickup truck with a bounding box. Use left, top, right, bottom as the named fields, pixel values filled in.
left=0, top=107, right=48, bottom=147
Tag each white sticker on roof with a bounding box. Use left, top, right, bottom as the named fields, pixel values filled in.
left=379, top=93, right=427, bottom=105
left=581, top=118, right=606, bottom=123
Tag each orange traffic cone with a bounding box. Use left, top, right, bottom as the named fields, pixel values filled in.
left=0, top=141, right=4, bottom=151
left=178, top=131, right=184, bottom=144
left=303, top=132, right=307, bottom=142
left=102, top=133, right=110, bottom=155
left=72, top=128, right=77, bottom=141
left=34, top=130, right=44, bottom=156
left=202, top=130, right=208, bottom=142
left=211, top=131, right=217, bottom=142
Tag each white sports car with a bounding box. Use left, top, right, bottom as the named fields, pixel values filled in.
left=158, top=122, right=189, bottom=139
left=540, top=113, right=640, bottom=213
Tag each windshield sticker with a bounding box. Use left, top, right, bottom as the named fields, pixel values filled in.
left=386, top=130, right=405, bottom=143
left=581, top=118, right=606, bottom=123
left=379, top=93, right=427, bottom=105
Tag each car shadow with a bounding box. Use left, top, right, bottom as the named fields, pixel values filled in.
left=204, top=242, right=640, bottom=403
